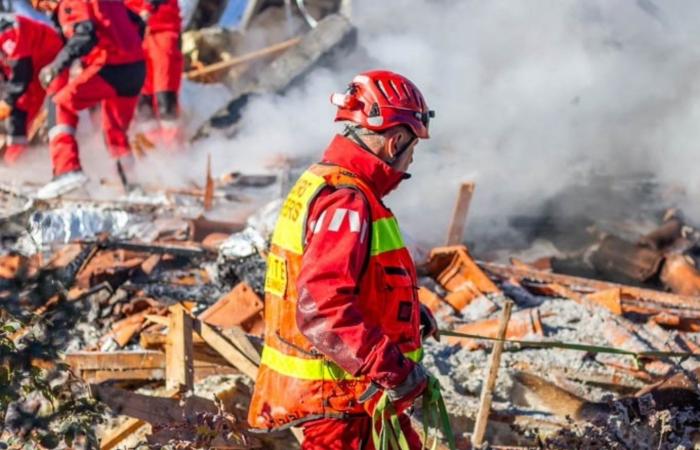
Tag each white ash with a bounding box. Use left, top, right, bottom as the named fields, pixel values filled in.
left=423, top=298, right=645, bottom=422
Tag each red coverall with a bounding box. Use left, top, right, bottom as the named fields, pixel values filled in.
left=47, top=0, right=145, bottom=176
left=125, top=0, right=182, bottom=123
left=0, top=15, right=62, bottom=164
left=296, top=136, right=423, bottom=450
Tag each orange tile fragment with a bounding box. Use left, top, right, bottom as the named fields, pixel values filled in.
left=584, top=288, right=623, bottom=315
left=199, top=283, right=264, bottom=329
left=0, top=254, right=26, bottom=280
left=417, top=287, right=446, bottom=313
left=660, top=254, right=700, bottom=297
left=447, top=309, right=544, bottom=350
left=427, top=246, right=500, bottom=312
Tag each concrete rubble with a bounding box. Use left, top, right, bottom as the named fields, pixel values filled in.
left=4, top=172, right=700, bottom=448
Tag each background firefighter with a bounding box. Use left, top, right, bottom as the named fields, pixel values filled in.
left=125, top=0, right=183, bottom=149
left=32, top=0, right=145, bottom=199
left=0, top=14, right=61, bottom=165
left=247, top=70, right=439, bottom=449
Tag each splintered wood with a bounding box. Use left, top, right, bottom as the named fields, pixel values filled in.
left=472, top=301, right=513, bottom=447
left=166, top=304, right=194, bottom=391
left=446, top=181, right=475, bottom=246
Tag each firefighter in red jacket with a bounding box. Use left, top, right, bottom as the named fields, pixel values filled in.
left=125, top=0, right=183, bottom=148
left=0, top=14, right=62, bottom=165
left=31, top=0, right=145, bottom=199
left=248, top=70, right=439, bottom=449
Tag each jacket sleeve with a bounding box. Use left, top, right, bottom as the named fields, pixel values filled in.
left=296, top=187, right=415, bottom=389
left=51, top=1, right=97, bottom=73
left=2, top=57, right=32, bottom=106
left=50, top=21, right=96, bottom=74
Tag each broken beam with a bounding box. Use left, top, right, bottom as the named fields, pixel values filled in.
left=472, top=301, right=513, bottom=446
left=479, top=261, right=700, bottom=312
left=166, top=304, right=194, bottom=391
left=193, top=319, right=259, bottom=380
left=186, top=37, right=302, bottom=80
left=98, top=241, right=208, bottom=258
left=445, top=181, right=475, bottom=246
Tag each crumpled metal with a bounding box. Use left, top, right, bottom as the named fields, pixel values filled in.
left=21, top=206, right=135, bottom=250
left=219, top=199, right=282, bottom=259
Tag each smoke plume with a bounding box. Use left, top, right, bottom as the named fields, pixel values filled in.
left=7, top=0, right=700, bottom=251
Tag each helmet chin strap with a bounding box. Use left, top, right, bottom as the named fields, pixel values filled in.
left=343, top=125, right=413, bottom=168
left=343, top=125, right=376, bottom=154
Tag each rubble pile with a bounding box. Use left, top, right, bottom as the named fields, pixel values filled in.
left=4, top=172, right=700, bottom=448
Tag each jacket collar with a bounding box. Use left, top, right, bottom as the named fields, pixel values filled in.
left=320, top=134, right=406, bottom=197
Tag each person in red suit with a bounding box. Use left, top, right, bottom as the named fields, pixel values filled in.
left=125, top=0, right=183, bottom=148
left=248, top=70, right=440, bottom=449
left=0, top=14, right=62, bottom=165
left=31, top=0, right=145, bottom=199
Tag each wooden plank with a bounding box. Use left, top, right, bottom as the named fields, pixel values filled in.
left=204, top=153, right=214, bottom=210
left=65, top=351, right=165, bottom=370
left=185, top=37, right=302, bottom=80
left=80, top=359, right=237, bottom=383
left=220, top=326, right=262, bottom=366
left=445, top=182, right=475, bottom=246
left=193, top=319, right=259, bottom=380
left=82, top=368, right=165, bottom=383
left=98, top=387, right=180, bottom=450
left=94, top=385, right=213, bottom=424
left=166, top=304, right=194, bottom=391
left=100, top=417, right=145, bottom=450
left=472, top=301, right=513, bottom=446
left=145, top=314, right=169, bottom=326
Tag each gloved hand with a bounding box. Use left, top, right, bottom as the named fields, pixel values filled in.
left=0, top=100, right=12, bottom=121
left=420, top=303, right=440, bottom=342
left=38, top=65, right=58, bottom=90
left=361, top=363, right=428, bottom=415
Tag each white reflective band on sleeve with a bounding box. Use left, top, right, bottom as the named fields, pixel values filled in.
left=312, top=210, right=326, bottom=234
left=328, top=208, right=347, bottom=232
left=347, top=210, right=360, bottom=232
left=48, top=125, right=76, bottom=141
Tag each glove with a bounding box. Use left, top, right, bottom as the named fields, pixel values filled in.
left=0, top=101, right=12, bottom=121
left=420, top=303, right=440, bottom=342
left=38, top=65, right=58, bottom=90
left=361, top=363, right=428, bottom=415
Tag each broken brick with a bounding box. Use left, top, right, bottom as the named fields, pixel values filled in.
left=418, top=286, right=447, bottom=313
left=584, top=288, right=623, bottom=315
left=199, top=282, right=263, bottom=329
left=447, top=309, right=544, bottom=350
left=660, top=253, right=700, bottom=297
left=427, top=245, right=501, bottom=311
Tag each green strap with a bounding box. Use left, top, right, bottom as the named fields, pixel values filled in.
left=440, top=329, right=700, bottom=360
left=422, top=376, right=457, bottom=450
left=372, top=392, right=411, bottom=450
left=371, top=376, right=456, bottom=450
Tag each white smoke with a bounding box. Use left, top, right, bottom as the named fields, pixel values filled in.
left=205, top=0, right=700, bottom=247
left=7, top=0, right=700, bottom=250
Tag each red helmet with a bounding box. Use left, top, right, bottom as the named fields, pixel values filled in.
left=331, top=70, right=434, bottom=139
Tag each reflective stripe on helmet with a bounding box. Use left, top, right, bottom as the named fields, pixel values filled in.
left=260, top=345, right=423, bottom=381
